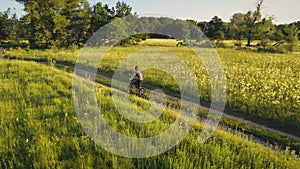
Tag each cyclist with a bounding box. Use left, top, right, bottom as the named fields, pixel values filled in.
left=129, top=65, right=143, bottom=94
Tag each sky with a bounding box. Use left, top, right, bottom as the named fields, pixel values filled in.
left=1, top=0, right=299, bottom=24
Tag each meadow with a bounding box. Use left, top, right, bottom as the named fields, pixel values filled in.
left=0, top=59, right=299, bottom=168
left=3, top=39, right=299, bottom=136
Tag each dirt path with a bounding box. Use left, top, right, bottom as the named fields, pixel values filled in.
left=65, top=63, right=300, bottom=141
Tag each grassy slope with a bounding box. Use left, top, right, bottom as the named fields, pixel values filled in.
left=0, top=60, right=299, bottom=168
left=90, top=45, right=300, bottom=135
left=1, top=42, right=300, bottom=151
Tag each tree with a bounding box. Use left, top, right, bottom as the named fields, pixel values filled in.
left=197, top=21, right=207, bottom=35
left=207, top=16, right=226, bottom=39
left=187, top=19, right=197, bottom=26
left=91, top=16, right=131, bottom=46
left=115, top=1, right=132, bottom=18
left=294, top=21, right=300, bottom=40
left=161, top=19, right=190, bottom=41
left=187, top=20, right=203, bottom=40
left=135, top=17, right=152, bottom=33
left=49, top=0, right=71, bottom=47
left=63, top=0, right=90, bottom=47
left=134, top=17, right=162, bottom=40
left=16, top=0, right=66, bottom=48
left=281, top=24, right=299, bottom=52
left=90, top=2, right=110, bottom=34
left=197, top=16, right=226, bottom=40
left=229, top=13, right=246, bottom=40
left=16, top=0, right=91, bottom=48
left=0, top=8, right=20, bottom=41
left=16, top=16, right=29, bottom=42
left=0, top=12, right=5, bottom=40
left=243, top=0, right=263, bottom=46
left=228, top=0, right=274, bottom=46
left=243, top=0, right=274, bottom=46
left=25, top=0, right=52, bottom=47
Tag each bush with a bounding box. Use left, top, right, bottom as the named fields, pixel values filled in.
left=260, top=38, right=272, bottom=48
left=257, top=39, right=287, bottom=53
left=234, top=40, right=242, bottom=47
left=285, top=42, right=297, bottom=52
left=258, top=45, right=287, bottom=53
left=215, top=40, right=226, bottom=48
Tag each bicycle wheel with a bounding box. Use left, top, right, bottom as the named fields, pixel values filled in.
left=138, top=88, right=147, bottom=99
left=128, top=84, right=136, bottom=95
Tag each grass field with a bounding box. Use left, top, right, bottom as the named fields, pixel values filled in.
left=2, top=39, right=300, bottom=134
left=0, top=59, right=299, bottom=168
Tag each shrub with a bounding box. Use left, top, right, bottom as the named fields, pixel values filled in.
left=258, top=39, right=287, bottom=53
left=215, top=40, right=226, bottom=48
left=234, top=40, right=242, bottom=47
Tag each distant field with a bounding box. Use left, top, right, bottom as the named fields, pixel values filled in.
left=0, top=60, right=299, bottom=168
left=2, top=39, right=300, bottom=136
left=139, top=38, right=179, bottom=46
left=104, top=46, right=300, bottom=135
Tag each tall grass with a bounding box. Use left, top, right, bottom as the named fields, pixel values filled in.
left=2, top=41, right=300, bottom=134
left=0, top=60, right=299, bottom=168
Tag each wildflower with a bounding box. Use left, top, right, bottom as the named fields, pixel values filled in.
left=75, top=143, right=80, bottom=151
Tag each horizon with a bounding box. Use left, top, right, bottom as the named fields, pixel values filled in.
left=0, top=0, right=299, bottom=24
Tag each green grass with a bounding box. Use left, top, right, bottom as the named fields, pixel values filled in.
left=95, top=45, right=300, bottom=136
left=92, top=73, right=300, bottom=154
left=139, top=39, right=179, bottom=47
left=0, top=59, right=300, bottom=168
left=1, top=40, right=300, bottom=136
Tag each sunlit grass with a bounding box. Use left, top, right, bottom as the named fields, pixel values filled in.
left=2, top=40, right=300, bottom=134
left=0, top=59, right=299, bottom=168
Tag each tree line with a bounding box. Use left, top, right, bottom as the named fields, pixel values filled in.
left=0, top=0, right=132, bottom=48
left=0, top=0, right=299, bottom=51
left=194, top=0, right=299, bottom=52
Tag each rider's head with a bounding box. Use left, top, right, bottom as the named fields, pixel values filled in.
left=135, top=65, right=139, bottom=70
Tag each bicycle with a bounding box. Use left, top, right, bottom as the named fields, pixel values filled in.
left=128, top=79, right=148, bottom=99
